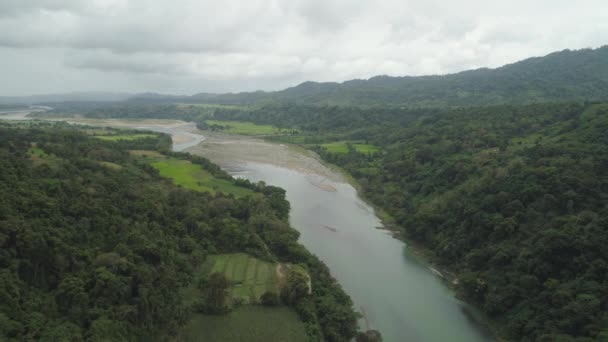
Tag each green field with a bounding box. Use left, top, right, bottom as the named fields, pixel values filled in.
left=177, top=103, right=243, bottom=110
left=27, top=146, right=61, bottom=166
left=205, top=120, right=295, bottom=135
left=321, top=141, right=380, bottom=154
left=28, top=146, right=49, bottom=158
left=144, top=156, right=253, bottom=197
left=177, top=306, right=307, bottom=342
left=93, top=133, right=156, bottom=141
left=98, top=161, right=123, bottom=170
left=178, top=254, right=307, bottom=342
left=203, top=253, right=278, bottom=303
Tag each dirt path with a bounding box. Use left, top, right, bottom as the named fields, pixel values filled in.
left=275, top=263, right=288, bottom=291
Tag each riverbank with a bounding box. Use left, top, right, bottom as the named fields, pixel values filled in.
left=267, top=137, right=501, bottom=341
left=179, top=126, right=498, bottom=340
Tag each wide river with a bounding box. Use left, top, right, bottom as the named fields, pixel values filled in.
left=2, top=113, right=492, bottom=342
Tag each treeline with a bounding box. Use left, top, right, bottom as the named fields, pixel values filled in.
left=38, top=102, right=217, bottom=122
left=221, top=102, right=608, bottom=341
left=0, top=123, right=357, bottom=341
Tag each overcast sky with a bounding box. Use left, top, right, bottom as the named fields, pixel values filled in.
left=0, top=0, right=606, bottom=96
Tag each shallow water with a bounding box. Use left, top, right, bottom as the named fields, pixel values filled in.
left=1, top=113, right=492, bottom=342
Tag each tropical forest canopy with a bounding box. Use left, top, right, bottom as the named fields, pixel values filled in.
left=0, top=123, right=359, bottom=341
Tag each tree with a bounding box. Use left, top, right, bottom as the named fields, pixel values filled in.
left=204, top=272, right=230, bottom=313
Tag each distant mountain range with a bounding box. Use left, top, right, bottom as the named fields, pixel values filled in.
left=3, top=46, right=607, bottom=107
left=0, top=92, right=134, bottom=105
left=186, top=46, right=608, bottom=107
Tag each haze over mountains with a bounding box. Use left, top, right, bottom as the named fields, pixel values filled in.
left=2, top=46, right=607, bottom=107
left=190, top=46, right=608, bottom=106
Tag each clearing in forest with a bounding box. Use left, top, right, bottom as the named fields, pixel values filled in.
left=177, top=306, right=308, bottom=342
left=202, top=253, right=278, bottom=304
left=204, top=120, right=295, bottom=135
left=321, top=141, right=380, bottom=154
left=129, top=150, right=253, bottom=197
left=93, top=133, right=157, bottom=141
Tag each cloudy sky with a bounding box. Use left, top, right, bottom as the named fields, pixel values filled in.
left=1, top=0, right=606, bottom=96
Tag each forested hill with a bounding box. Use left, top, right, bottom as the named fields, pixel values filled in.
left=185, top=46, right=608, bottom=107
left=0, top=123, right=358, bottom=341
left=217, top=102, right=608, bottom=341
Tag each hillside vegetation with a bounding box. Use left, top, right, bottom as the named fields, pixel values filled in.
left=24, top=45, right=608, bottom=342
left=256, top=102, right=608, bottom=341
left=0, top=123, right=358, bottom=341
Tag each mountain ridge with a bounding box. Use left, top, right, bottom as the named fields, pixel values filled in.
left=3, top=46, right=607, bottom=108
left=187, top=46, right=608, bottom=106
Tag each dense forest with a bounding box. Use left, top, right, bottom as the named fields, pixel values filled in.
left=0, top=123, right=359, bottom=341
left=217, top=102, right=608, bottom=341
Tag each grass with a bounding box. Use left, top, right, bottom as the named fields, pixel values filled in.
left=180, top=253, right=310, bottom=341
left=98, top=161, right=123, bottom=170
left=27, top=146, right=61, bottom=166
left=93, top=133, right=157, bottom=141
left=129, top=150, right=253, bottom=197
left=321, top=141, right=380, bottom=154
left=28, top=147, right=49, bottom=158
left=150, top=158, right=253, bottom=197
left=204, top=253, right=278, bottom=303
left=177, top=103, right=243, bottom=110
left=177, top=306, right=307, bottom=342
left=128, top=149, right=165, bottom=158
left=205, top=120, right=296, bottom=136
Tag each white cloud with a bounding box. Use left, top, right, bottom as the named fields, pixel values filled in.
left=0, top=0, right=606, bottom=95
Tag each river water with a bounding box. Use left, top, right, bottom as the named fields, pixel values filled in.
left=1, top=113, right=492, bottom=342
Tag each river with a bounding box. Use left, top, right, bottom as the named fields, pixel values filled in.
left=1, top=113, right=492, bottom=342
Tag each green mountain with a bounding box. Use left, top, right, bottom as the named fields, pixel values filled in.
left=189, top=46, right=608, bottom=107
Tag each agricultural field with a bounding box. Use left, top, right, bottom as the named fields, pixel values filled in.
left=203, top=253, right=278, bottom=304
left=150, top=159, right=253, bottom=197
left=320, top=141, right=380, bottom=154
left=205, top=120, right=295, bottom=135
left=178, top=253, right=306, bottom=342
left=177, top=306, right=307, bottom=342
left=93, top=133, right=157, bottom=141
left=129, top=150, right=253, bottom=197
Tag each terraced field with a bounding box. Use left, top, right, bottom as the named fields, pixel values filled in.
left=205, top=253, right=278, bottom=303
left=177, top=254, right=307, bottom=342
